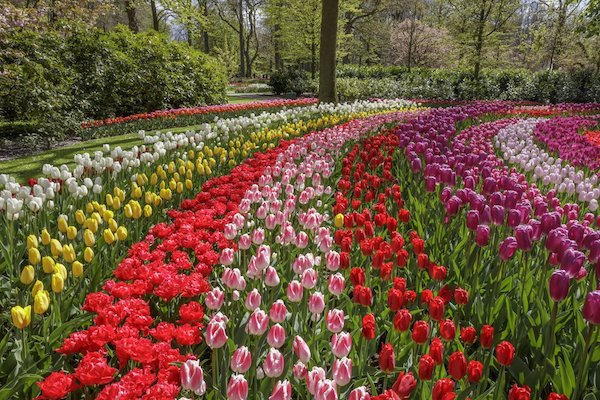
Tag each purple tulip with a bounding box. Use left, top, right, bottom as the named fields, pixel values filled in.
left=590, top=240, right=600, bottom=264
left=515, top=225, right=533, bottom=251
left=480, top=205, right=491, bottom=225
left=411, top=158, right=422, bottom=173
left=425, top=176, right=437, bottom=192
left=499, top=237, right=518, bottom=261
left=549, top=270, right=570, bottom=302
left=583, top=290, right=600, bottom=325
left=491, top=205, right=505, bottom=225
left=483, top=177, right=496, bottom=194
left=466, top=210, right=479, bottom=231
left=507, top=209, right=522, bottom=228
left=505, top=190, right=519, bottom=209
left=476, top=225, right=490, bottom=247
left=529, top=220, right=541, bottom=241
left=560, top=248, right=586, bottom=278
left=568, top=223, right=585, bottom=244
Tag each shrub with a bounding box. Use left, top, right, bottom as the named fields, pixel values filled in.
left=269, top=69, right=310, bottom=96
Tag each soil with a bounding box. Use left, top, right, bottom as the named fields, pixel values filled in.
left=0, top=136, right=82, bottom=162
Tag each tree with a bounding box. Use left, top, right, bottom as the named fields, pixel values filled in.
left=390, top=19, right=455, bottom=69
left=319, top=0, right=339, bottom=103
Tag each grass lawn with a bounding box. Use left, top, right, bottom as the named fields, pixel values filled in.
left=0, top=94, right=275, bottom=183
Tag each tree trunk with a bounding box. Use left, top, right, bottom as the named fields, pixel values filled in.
left=238, top=0, right=246, bottom=78
left=548, top=1, right=567, bottom=71
left=150, top=0, right=159, bottom=31
left=125, top=0, right=139, bottom=33
left=319, top=0, right=339, bottom=103
left=473, top=7, right=486, bottom=96
left=311, top=41, right=317, bottom=79
left=203, top=0, right=210, bottom=53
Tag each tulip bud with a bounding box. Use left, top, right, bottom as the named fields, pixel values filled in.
left=231, top=346, right=252, bottom=374
left=31, top=280, right=43, bottom=296
left=269, top=300, right=287, bottom=323
left=34, top=290, right=50, bottom=314
left=51, top=273, right=64, bottom=293
left=181, top=359, right=207, bottom=395
left=332, top=357, right=352, bottom=386
left=334, top=213, right=344, bottom=228
left=263, top=348, right=284, bottom=378
left=20, top=265, right=35, bottom=284
left=293, top=335, right=311, bottom=363
left=227, top=374, right=248, bottom=400
left=269, top=380, right=292, bottom=400
left=26, top=234, right=38, bottom=249
left=116, top=226, right=128, bottom=241
left=549, top=270, right=570, bottom=302
left=28, top=247, right=41, bottom=265
left=11, top=305, right=31, bottom=329
left=41, top=229, right=51, bottom=245
left=583, top=290, right=600, bottom=325
left=72, top=261, right=84, bottom=277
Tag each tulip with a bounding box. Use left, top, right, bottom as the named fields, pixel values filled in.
left=460, top=326, right=477, bottom=344
left=293, top=361, right=307, bottom=379
left=508, top=384, right=531, bottom=400
left=231, top=346, right=252, bottom=374
left=263, top=348, right=284, bottom=378
left=326, top=309, right=345, bottom=333
left=181, top=359, right=206, bottom=395
left=227, top=374, right=248, bottom=400
left=28, top=247, right=41, bottom=265
left=467, top=360, right=483, bottom=383
left=379, top=343, right=395, bottom=373
left=495, top=341, right=515, bottom=366
left=269, top=380, right=292, bottom=400
left=448, top=351, right=467, bottom=380
left=31, top=280, right=43, bottom=297
left=411, top=320, right=429, bottom=343
left=392, top=371, right=417, bottom=398
left=549, top=270, right=570, bottom=302
left=394, top=309, right=412, bottom=332
left=11, top=305, right=31, bottom=329
left=34, top=290, right=50, bottom=315
left=286, top=280, right=303, bottom=302
left=315, top=379, right=338, bottom=400
left=20, top=265, right=35, bottom=285
left=328, top=273, right=345, bottom=296
left=429, top=297, right=445, bottom=321
left=332, top=357, right=352, bottom=386
left=204, top=320, right=228, bottom=348
left=269, top=300, right=287, bottom=323
left=205, top=287, right=225, bottom=310
left=499, top=237, right=518, bottom=261
left=439, top=319, right=456, bottom=341
left=293, top=335, right=311, bottom=363
left=331, top=332, right=352, bottom=358
left=349, top=386, right=371, bottom=400
left=301, top=268, right=318, bottom=289
left=306, top=367, right=326, bottom=395
left=475, top=225, right=490, bottom=246
left=51, top=273, right=64, bottom=293
left=265, top=266, right=280, bottom=287
left=308, top=291, right=325, bottom=315
left=432, top=378, right=455, bottom=400
left=334, top=213, right=344, bottom=228
left=247, top=309, right=269, bottom=335
left=116, top=226, right=127, bottom=241
left=583, top=290, right=600, bottom=325
left=267, top=324, right=286, bottom=348
left=418, top=354, right=435, bottom=380
left=480, top=324, right=494, bottom=348
left=245, top=289, right=262, bottom=311
left=429, top=337, right=444, bottom=365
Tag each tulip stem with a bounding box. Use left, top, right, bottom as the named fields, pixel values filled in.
left=492, top=365, right=505, bottom=400
left=573, top=324, right=597, bottom=400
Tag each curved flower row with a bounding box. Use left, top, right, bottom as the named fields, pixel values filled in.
left=584, top=129, right=600, bottom=147
left=494, top=118, right=600, bottom=210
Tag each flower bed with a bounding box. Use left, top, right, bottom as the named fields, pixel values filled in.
left=3, top=100, right=600, bottom=400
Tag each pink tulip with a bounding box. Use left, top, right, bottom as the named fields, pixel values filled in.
left=269, top=300, right=287, bottom=323
left=269, top=380, right=292, bottom=400
left=296, top=231, right=309, bottom=248
left=245, top=289, right=262, bottom=311
left=263, top=348, right=284, bottom=378
left=308, top=292, right=325, bottom=314
left=306, top=367, right=326, bottom=395
left=349, top=386, right=371, bottom=400
left=302, top=268, right=318, bottom=289
left=293, top=335, right=311, bottom=363
left=293, top=361, right=307, bottom=379
left=204, top=320, right=227, bottom=349
left=331, top=332, right=352, bottom=358
left=326, top=251, right=340, bottom=271
left=238, top=234, right=251, bottom=250
left=205, top=287, right=225, bottom=310
left=266, top=214, right=277, bottom=230
left=231, top=346, right=252, bottom=374
left=332, top=357, right=352, bottom=386
left=319, top=235, right=333, bottom=253
left=315, top=379, right=338, bottom=400
left=181, top=359, right=206, bottom=395
left=224, top=223, right=238, bottom=240
left=267, top=324, right=286, bottom=348
left=220, top=248, right=235, bottom=266
left=282, top=225, right=296, bottom=244
left=326, top=309, right=345, bottom=333
left=265, top=266, right=280, bottom=287
left=256, top=245, right=271, bottom=270
left=299, top=190, right=311, bottom=204
left=222, top=268, right=245, bottom=290
left=227, top=374, right=248, bottom=400
left=247, top=309, right=269, bottom=335
left=287, top=280, right=303, bottom=302
left=257, top=205, right=268, bottom=220
left=232, top=213, right=245, bottom=229
left=252, top=228, right=265, bottom=244
left=328, top=273, right=345, bottom=296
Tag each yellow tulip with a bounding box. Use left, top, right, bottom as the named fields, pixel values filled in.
left=75, top=209, right=86, bottom=225
left=173, top=172, right=180, bottom=182
left=85, top=218, right=98, bottom=233
left=176, top=182, right=183, bottom=194
left=83, top=229, right=95, bottom=247
left=103, top=210, right=114, bottom=222
left=334, top=213, right=345, bottom=228
left=103, top=229, right=115, bottom=244
left=11, top=305, right=31, bottom=329
left=108, top=218, right=118, bottom=232
left=34, top=290, right=50, bottom=314
left=28, top=247, right=41, bottom=265
left=153, top=196, right=162, bottom=207
left=54, top=263, right=67, bottom=280
left=32, top=280, right=43, bottom=296
left=168, top=162, right=175, bottom=174
left=41, top=229, right=51, bottom=245
left=112, top=196, right=121, bottom=209
left=186, top=170, right=193, bottom=180
left=185, top=179, right=193, bottom=190
left=143, top=204, right=152, bottom=218
left=85, top=202, right=94, bottom=214
left=57, top=216, right=68, bottom=233
left=132, top=186, right=142, bottom=199
left=132, top=202, right=142, bottom=219
left=26, top=234, right=38, bottom=249
left=169, top=179, right=176, bottom=191
left=72, top=261, right=83, bottom=278
left=63, top=244, right=75, bottom=263
left=205, top=165, right=212, bottom=175
left=197, top=164, right=205, bottom=176
left=124, top=204, right=133, bottom=218
left=84, top=247, right=94, bottom=263
left=150, top=173, right=158, bottom=185
left=92, top=212, right=102, bottom=225
left=116, top=226, right=128, bottom=241
left=50, top=239, right=63, bottom=257
left=117, top=188, right=126, bottom=202
left=136, top=174, right=145, bottom=186
left=66, top=225, right=77, bottom=240
left=42, top=256, right=55, bottom=274
left=51, top=273, right=64, bottom=293
left=20, top=265, right=35, bottom=284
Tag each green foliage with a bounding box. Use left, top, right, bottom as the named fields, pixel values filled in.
left=0, top=121, right=41, bottom=140
left=269, top=69, right=311, bottom=96
left=0, top=24, right=227, bottom=140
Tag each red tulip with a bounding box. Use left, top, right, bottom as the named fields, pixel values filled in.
left=418, top=354, right=435, bottom=380
left=495, top=341, right=515, bottom=366
left=432, top=378, right=454, bottom=400
left=429, top=297, right=445, bottom=321
left=439, top=319, right=456, bottom=341
left=467, top=360, right=483, bottom=383
left=480, top=325, right=494, bottom=348
left=460, top=326, right=477, bottom=344
left=379, top=343, right=396, bottom=373
left=429, top=337, right=444, bottom=365
left=394, top=309, right=412, bottom=332
left=448, top=351, right=467, bottom=380
left=411, top=320, right=429, bottom=343
left=362, top=313, right=376, bottom=340
left=508, top=384, right=531, bottom=400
